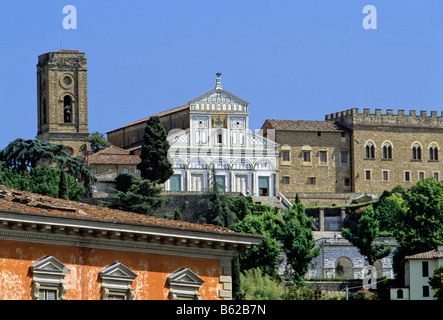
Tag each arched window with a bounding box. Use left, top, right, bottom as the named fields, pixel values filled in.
left=63, top=95, right=72, bottom=123
left=412, top=143, right=422, bottom=160
left=365, top=141, right=375, bottom=159
left=397, top=289, right=404, bottom=299
left=382, top=142, right=393, bottom=159
left=429, top=144, right=439, bottom=161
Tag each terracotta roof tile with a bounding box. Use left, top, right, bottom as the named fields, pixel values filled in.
left=107, top=105, right=189, bottom=133
left=95, top=145, right=131, bottom=155
left=405, top=249, right=443, bottom=260
left=0, top=185, right=235, bottom=234
left=90, top=145, right=141, bottom=165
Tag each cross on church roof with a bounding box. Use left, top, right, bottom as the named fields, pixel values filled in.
left=215, top=72, right=222, bottom=90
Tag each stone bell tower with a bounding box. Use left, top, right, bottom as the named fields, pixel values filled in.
left=36, top=49, right=90, bottom=157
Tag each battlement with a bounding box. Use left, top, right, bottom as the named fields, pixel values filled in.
left=325, top=108, right=443, bottom=129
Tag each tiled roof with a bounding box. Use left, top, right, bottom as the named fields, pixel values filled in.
left=264, top=119, right=348, bottom=132
left=95, top=145, right=130, bottom=155
left=89, top=145, right=141, bottom=165
left=106, top=105, right=189, bottom=134
left=0, top=185, right=235, bottom=234
left=405, top=249, right=443, bottom=260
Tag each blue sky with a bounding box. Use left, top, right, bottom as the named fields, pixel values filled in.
left=0, top=1, right=442, bottom=149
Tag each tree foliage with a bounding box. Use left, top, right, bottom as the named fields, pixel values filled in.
left=137, top=116, right=173, bottom=184
left=0, top=138, right=68, bottom=171
left=107, top=177, right=168, bottom=214
left=375, top=178, right=443, bottom=281
left=278, top=202, right=320, bottom=283
left=0, top=167, right=84, bottom=201
left=85, top=131, right=111, bottom=154
left=0, top=138, right=95, bottom=193
left=237, top=268, right=285, bottom=300
left=429, top=266, right=443, bottom=300
left=232, top=210, right=283, bottom=277
left=341, top=205, right=392, bottom=266
left=199, top=167, right=237, bottom=228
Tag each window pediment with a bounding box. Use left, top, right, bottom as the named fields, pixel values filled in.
left=30, top=256, right=70, bottom=276
left=99, top=262, right=138, bottom=300
left=167, top=268, right=204, bottom=300
left=99, top=261, right=138, bottom=282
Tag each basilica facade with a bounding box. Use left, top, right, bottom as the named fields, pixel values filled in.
left=107, top=74, right=279, bottom=196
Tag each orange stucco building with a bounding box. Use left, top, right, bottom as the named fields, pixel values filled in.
left=0, top=185, right=262, bottom=300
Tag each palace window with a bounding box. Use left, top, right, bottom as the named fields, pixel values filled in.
left=303, top=151, right=311, bottom=162
left=167, top=268, right=204, bottom=300
left=99, top=262, right=138, bottom=300
left=29, top=256, right=70, bottom=300
left=283, top=176, right=290, bottom=184
left=418, top=171, right=425, bottom=180
left=319, top=151, right=328, bottom=165
left=404, top=171, right=411, bottom=182
left=365, top=170, right=371, bottom=180
left=382, top=170, right=389, bottom=181
left=412, top=143, right=422, bottom=160
left=434, top=172, right=439, bottom=181
left=429, top=144, right=439, bottom=161
left=365, top=141, right=375, bottom=159
left=382, top=142, right=393, bottom=160
left=340, top=151, right=348, bottom=165
left=282, top=151, right=290, bottom=162
left=308, top=177, right=316, bottom=185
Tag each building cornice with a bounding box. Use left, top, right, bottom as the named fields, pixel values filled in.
left=0, top=209, right=263, bottom=259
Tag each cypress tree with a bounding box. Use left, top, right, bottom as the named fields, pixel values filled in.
left=58, top=170, right=69, bottom=200
left=137, top=116, right=173, bottom=184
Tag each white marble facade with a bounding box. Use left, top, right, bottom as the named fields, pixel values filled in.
left=165, top=75, right=278, bottom=196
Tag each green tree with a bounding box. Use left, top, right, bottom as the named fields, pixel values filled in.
left=58, top=170, right=69, bottom=200
left=429, top=266, right=443, bottom=300
left=0, top=138, right=68, bottom=171
left=237, top=268, right=285, bottom=300
left=137, top=116, right=173, bottom=184
left=199, top=167, right=237, bottom=228
left=0, top=138, right=95, bottom=193
left=115, top=173, right=138, bottom=193
left=85, top=131, right=111, bottom=154
left=173, top=207, right=182, bottom=221
left=0, top=167, right=84, bottom=201
left=232, top=210, right=282, bottom=277
left=107, top=177, right=168, bottom=214
left=341, top=205, right=392, bottom=266
left=389, top=178, right=443, bottom=279
left=278, top=202, right=320, bottom=283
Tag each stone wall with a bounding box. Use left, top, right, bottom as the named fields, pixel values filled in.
left=272, top=130, right=352, bottom=195
left=107, top=107, right=190, bottom=149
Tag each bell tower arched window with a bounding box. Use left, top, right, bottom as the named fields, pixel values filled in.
left=63, top=95, right=72, bottom=123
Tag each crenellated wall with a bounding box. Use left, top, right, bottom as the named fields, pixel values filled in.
left=326, top=108, right=443, bottom=129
